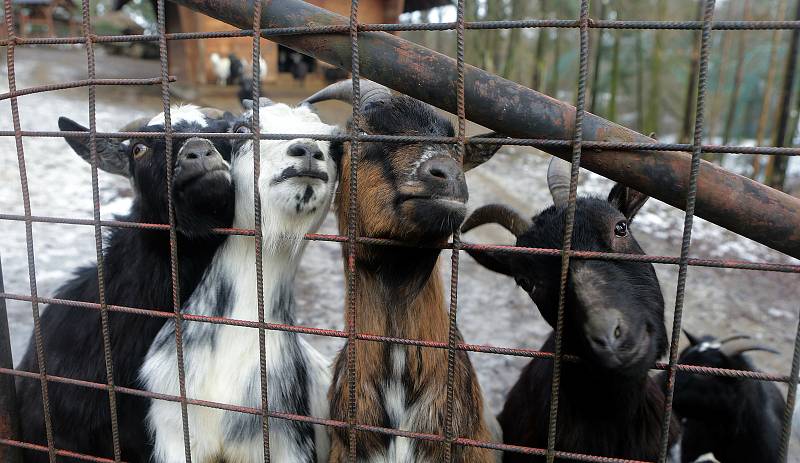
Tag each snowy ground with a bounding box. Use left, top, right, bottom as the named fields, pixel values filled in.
left=2, top=47, right=800, bottom=459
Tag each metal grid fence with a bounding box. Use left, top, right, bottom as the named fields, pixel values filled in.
left=0, top=0, right=799, bottom=462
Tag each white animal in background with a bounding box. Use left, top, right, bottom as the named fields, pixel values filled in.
left=141, top=98, right=338, bottom=463
left=210, top=52, right=231, bottom=85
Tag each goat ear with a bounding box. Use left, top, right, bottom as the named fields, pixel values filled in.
left=683, top=329, right=702, bottom=346
left=464, top=248, right=522, bottom=277
left=58, top=117, right=130, bottom=178
left=607, top=183, right=649, bottom=221
left=463, top=132, right=505, bottom=171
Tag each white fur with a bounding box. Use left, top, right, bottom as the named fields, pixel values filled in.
left=147, top=104, right=208, bottom=128
left=142, top=102, right=338, bottom=463
left=210, top=52, right=231, bottom=86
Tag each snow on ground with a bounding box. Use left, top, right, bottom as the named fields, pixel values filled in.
left=2, top=47, right=800, bottom=459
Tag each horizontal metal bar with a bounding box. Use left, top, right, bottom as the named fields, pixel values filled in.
left=2, top=19, right=800, bottom=47
left=167, top=0, right=800, bottom=260
left=2, top=129, right=799, bottom=157
left=0, top=438, right=118, bottom=463
left=0, top=291, right=793, bottom=383
left=0, top=368, right=654, bottom=463
left=2, top=213, right=799, bottom=272
left=0, top=77, right=175, bottom=101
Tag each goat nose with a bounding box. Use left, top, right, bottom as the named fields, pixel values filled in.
left=175, top=138, right=227, bottom=186
left=288, top=142, right=324, bottom=161
left=419, top=158, right=461, bottom=183
left=589, top=320, right=624, bottom=351
left=180, top=138, right=218, bottom=161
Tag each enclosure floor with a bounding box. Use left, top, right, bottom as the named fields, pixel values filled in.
left=2, top=46, right=799, bottom=459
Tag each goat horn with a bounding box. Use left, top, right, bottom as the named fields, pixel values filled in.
left=719, top=339, right=780, bottom=357
left=302, top=79, right=392, bottom=109
left=718, top=334, right=751, bottom=344
left=462, top=204, right=531, bottom=238
left=547, top=156, right=572, bottom=208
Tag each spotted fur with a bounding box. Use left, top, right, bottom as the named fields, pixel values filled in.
left=141, top=102, right=337, bottom=463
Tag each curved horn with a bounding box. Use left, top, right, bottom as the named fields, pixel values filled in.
left=718, top=334, right=751, bottom=345
left=302, top=79, right=391, bottom=109
left=462, top=204, right=531, bottom=238
left=547, top=156, right=572, bottom=208
left=719, top=339, right=780, bottom=357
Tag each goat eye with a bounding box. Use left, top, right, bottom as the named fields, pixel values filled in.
left=132, top=143, right=148, bottom=159
left=614, top=220, right=628, bottom=237
left=235, top=124, right=252, bottom=134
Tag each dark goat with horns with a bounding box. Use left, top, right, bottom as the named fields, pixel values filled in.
left=670, top=331, right=784, bottom=463
left=16, top=106, right=236, bottom=463
left=304, top=80, right=503, bottom=462
left=462, top=157, right=678, bottom=462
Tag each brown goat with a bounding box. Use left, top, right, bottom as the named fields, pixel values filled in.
left=305, top=80, right=503, bottom=462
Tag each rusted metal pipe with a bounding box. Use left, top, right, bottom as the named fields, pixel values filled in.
left=0, top=253, right=22, bottom=463
left=171, top=0, right=800, bottom=259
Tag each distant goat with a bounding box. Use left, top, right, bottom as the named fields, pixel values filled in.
left=304, top=79, right=503, bottom=462
left=210, top=52, right=231, bottom=85
left=142, top=98, right=338, bottom=462
left=16, top=106, right=236, bottom=463
left=672, top=331, right=784, bottom=463
left=462, top=157, right=678, bottom=462
left=228, top=53, right=244, bottom=85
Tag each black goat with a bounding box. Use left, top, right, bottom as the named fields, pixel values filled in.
left=672, top=331, right=784, bottom=463
left=462, top=157, right=678, bottom=462
left=15, top=106, right=236, bottom=463
left=228, top=53, right=244, bottom=85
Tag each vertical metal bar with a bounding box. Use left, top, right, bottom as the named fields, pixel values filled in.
left=154, top=1, right=191, bottom=462
left=0, top=254, right=22, bottom=463
left=658, top=1, right=716, bottom=462
left=1, top=2, right=56, bottom=461
left=545, top=1, right=591, bottom=462
left=250, top=0, right=272, bottom=460
left=78, top=1, right=122, bottom=459
left=779, top=311, right=800, bottom=461
left=347, top=0, right=362, bottom=460
left=443, top=0, right=467, bottom=461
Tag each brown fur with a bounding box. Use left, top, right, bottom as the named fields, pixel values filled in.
left=328, top=143, right=497, bottom=462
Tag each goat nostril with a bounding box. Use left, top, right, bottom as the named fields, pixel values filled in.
left=204, top=150, right=215, bottom=157
left=313, top=151, right=324, bottom=161
left=429, top=167, right=447, bottom=179
left=186, top=152, right=199, bottom=160
left=288, top=145, right=307, bottom=157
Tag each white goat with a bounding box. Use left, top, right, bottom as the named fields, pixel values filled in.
left=210, top=52, right=231, bottom=85
left=141, top=98, right=338, bottom=463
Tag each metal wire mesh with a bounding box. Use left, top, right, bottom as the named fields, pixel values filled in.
left=0, top=0, right=799, bottom=462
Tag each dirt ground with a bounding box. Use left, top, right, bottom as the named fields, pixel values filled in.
left=2, top=47, right=800, bottom=459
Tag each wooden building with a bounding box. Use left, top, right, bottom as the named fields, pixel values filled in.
left=115, top=0, right=449, bottom=87
left=11, top=0, right=77, bottom=37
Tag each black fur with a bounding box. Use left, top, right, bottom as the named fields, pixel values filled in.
left=15, top=115, right=235, bottom=463
left=672, top=335, right=784, bottom=463
left=467, top=188, right=677, bottom=462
